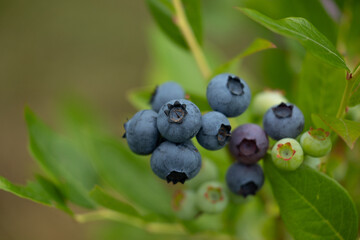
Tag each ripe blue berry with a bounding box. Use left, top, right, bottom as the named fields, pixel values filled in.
left=300, top=128, right=332, bottom=157
left=206, top=73, right=251, bottom=117
left=157, top=99, right=202, bottom=143
left=150, top=82, right=185, bottom=113
left=150, top=141, right=201, bottom=184
left=196, top=111, right=231, bottom=150
left=123, top=110, right=160, bottom=155
left=226, top=162, right=264, bottom=197
left=196, top=181, right=228, bottom=214
left=172, top=190, right=199, bottom=220
left=252, top=90, right=288, bottom=117
left=263, top=102, right=305, bottom=140
left=229, top=124, right=269, bottom=165
left=271, top=138, right=304, bottom=171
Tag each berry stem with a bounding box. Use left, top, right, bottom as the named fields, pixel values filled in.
left=172, top=0, right=211, bottom=79
left=75, top=209, right=187, bottom=234
left=336, top=64, right=360, bottom=118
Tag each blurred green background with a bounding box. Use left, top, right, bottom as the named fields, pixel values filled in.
left=0, top=1, right=149, bottom=239
left=1, top=0, right=359, bottom=239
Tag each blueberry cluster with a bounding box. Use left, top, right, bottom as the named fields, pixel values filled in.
left=124, top=74, right=251, bottom=185
left=123, top=74, right=333, bottom=219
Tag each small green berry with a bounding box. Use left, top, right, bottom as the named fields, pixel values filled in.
left=186, top=159, right=218, bottom=189
left=252, top=90, right=288, bottom=117
left=172, top=189, right=199, bottom=220
left=271, top=138, right=304, bottom=171
left=300, top=128, right=332, bottom=157
left=196, top=181, right=228, bottom=214
left=304, top=155, right=321, bottom=169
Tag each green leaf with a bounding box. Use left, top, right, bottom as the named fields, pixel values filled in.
left=315, top=114, right=360, bottom=149
left=0, top=175, right=72, bottom=214
left=90, top=186, right=141, bottom=217
left=296, top=54, right=346, bottom=130
left=349, top=64, right=360, bottom=106
left=89, top=136, right=174, bottom=218
left=127, top=87, right=153, bottom=111
left=146, top=0, right=202, bottom=49
left=146, top=26, right=207, bottom=95
left=25, top=107, right=98, bottom=208
left=264, top=156, right=358, bottom=240
left=238, top=8, right=349, bottom=71
left=212, top=38, right=276, bottom=77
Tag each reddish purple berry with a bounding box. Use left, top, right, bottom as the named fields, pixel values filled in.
left=228, top=124, right=269, bottom=165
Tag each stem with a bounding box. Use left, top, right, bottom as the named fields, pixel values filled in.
left=172, top=0, right=211, bottom=79
left=336, top=78, right=352, bottom=118
left=336, top=66, right=360, bottom=119
left=75, top=209, right=187, bottom=235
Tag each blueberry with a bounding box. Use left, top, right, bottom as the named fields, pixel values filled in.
left=263, top=102, right=305, bottom=140
left=150, top=141, right=201, bottom=184
left=228, top=124, right=269, bottom=165
left=226, top=162, right=264, bottom=197
left=157, top=99, right=202, bottom=143
left=252, top=90, right=288, bottom=117
left=196, top=181, right=228, bottom=214
left=271, top=138, right=304, bottom=171
left=206, top=73, right=251, bottom=117
left=172, top=189, right=199, bottom=220
left=196, top=111, right=231, bottom=150
left=123, top=110, right=160, bottom=155
left=150, top=82, right=185, bottom=113
left=300, top=128, right=332, bottom=157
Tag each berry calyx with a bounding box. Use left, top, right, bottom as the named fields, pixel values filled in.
left=164, top=101, right=188, bottom=123
left=227, top=76, right=244, bottom=96
left=196, top=181, right=228, bottom=214
left=271, top=138, right=304, bottom=171
left=300, top=127, right=332, bottom=157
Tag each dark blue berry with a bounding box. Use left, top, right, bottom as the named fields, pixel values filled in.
left=150, top=82, right=185, bottom=113
left=150, top=141, right=202, bottom=184
left=196, top=111, right=231, bottom=150
left=206, top=73, right=251, bottom=117
left=229, top=124, right=268, bottom=165
left=226, top=162, right=264, bottom=197
left=123, top=110, right=160, bottom=155
left=157, top=99, right=202, bottom=143
left=263, top=102, right=305, bottom=140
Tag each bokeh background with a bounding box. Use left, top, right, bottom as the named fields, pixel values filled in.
left=1, top=0, right=359, bottom=239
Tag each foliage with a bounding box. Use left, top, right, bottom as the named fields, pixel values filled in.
left=1, top=0, right=360, bottom=239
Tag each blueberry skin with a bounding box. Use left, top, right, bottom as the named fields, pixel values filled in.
left=150, top=141, right=202, bottom=184
left=263, top=102, right=305, bottom=140
left=150, top=82, right=185, bottom=113
left=229, top=124, right=269, bottom=165
left=157, top=99, right=202, bottom=143
left=196, top=111, right=231, bottom=150
left=206, top=73, right=251, bottom=117
left=226, top=162, right=264, bottom=197
left=124, top=110, right=160, bottom=155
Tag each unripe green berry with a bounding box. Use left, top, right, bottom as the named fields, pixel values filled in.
left=196, top=181, right=228, bottom=214
left=252, top=90, right=288, bottom=117
left=271, top=138, right=304, bottom=171
left=186, top=159, right=218, bottom=189
left=304, top=155, right=321, bottom=170
left=172, top=189, right=199, bottom=220
left=300, top=128, right=332, bottom=157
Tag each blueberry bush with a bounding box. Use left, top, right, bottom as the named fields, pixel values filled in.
left=2, top=0, right=360, bottom=239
